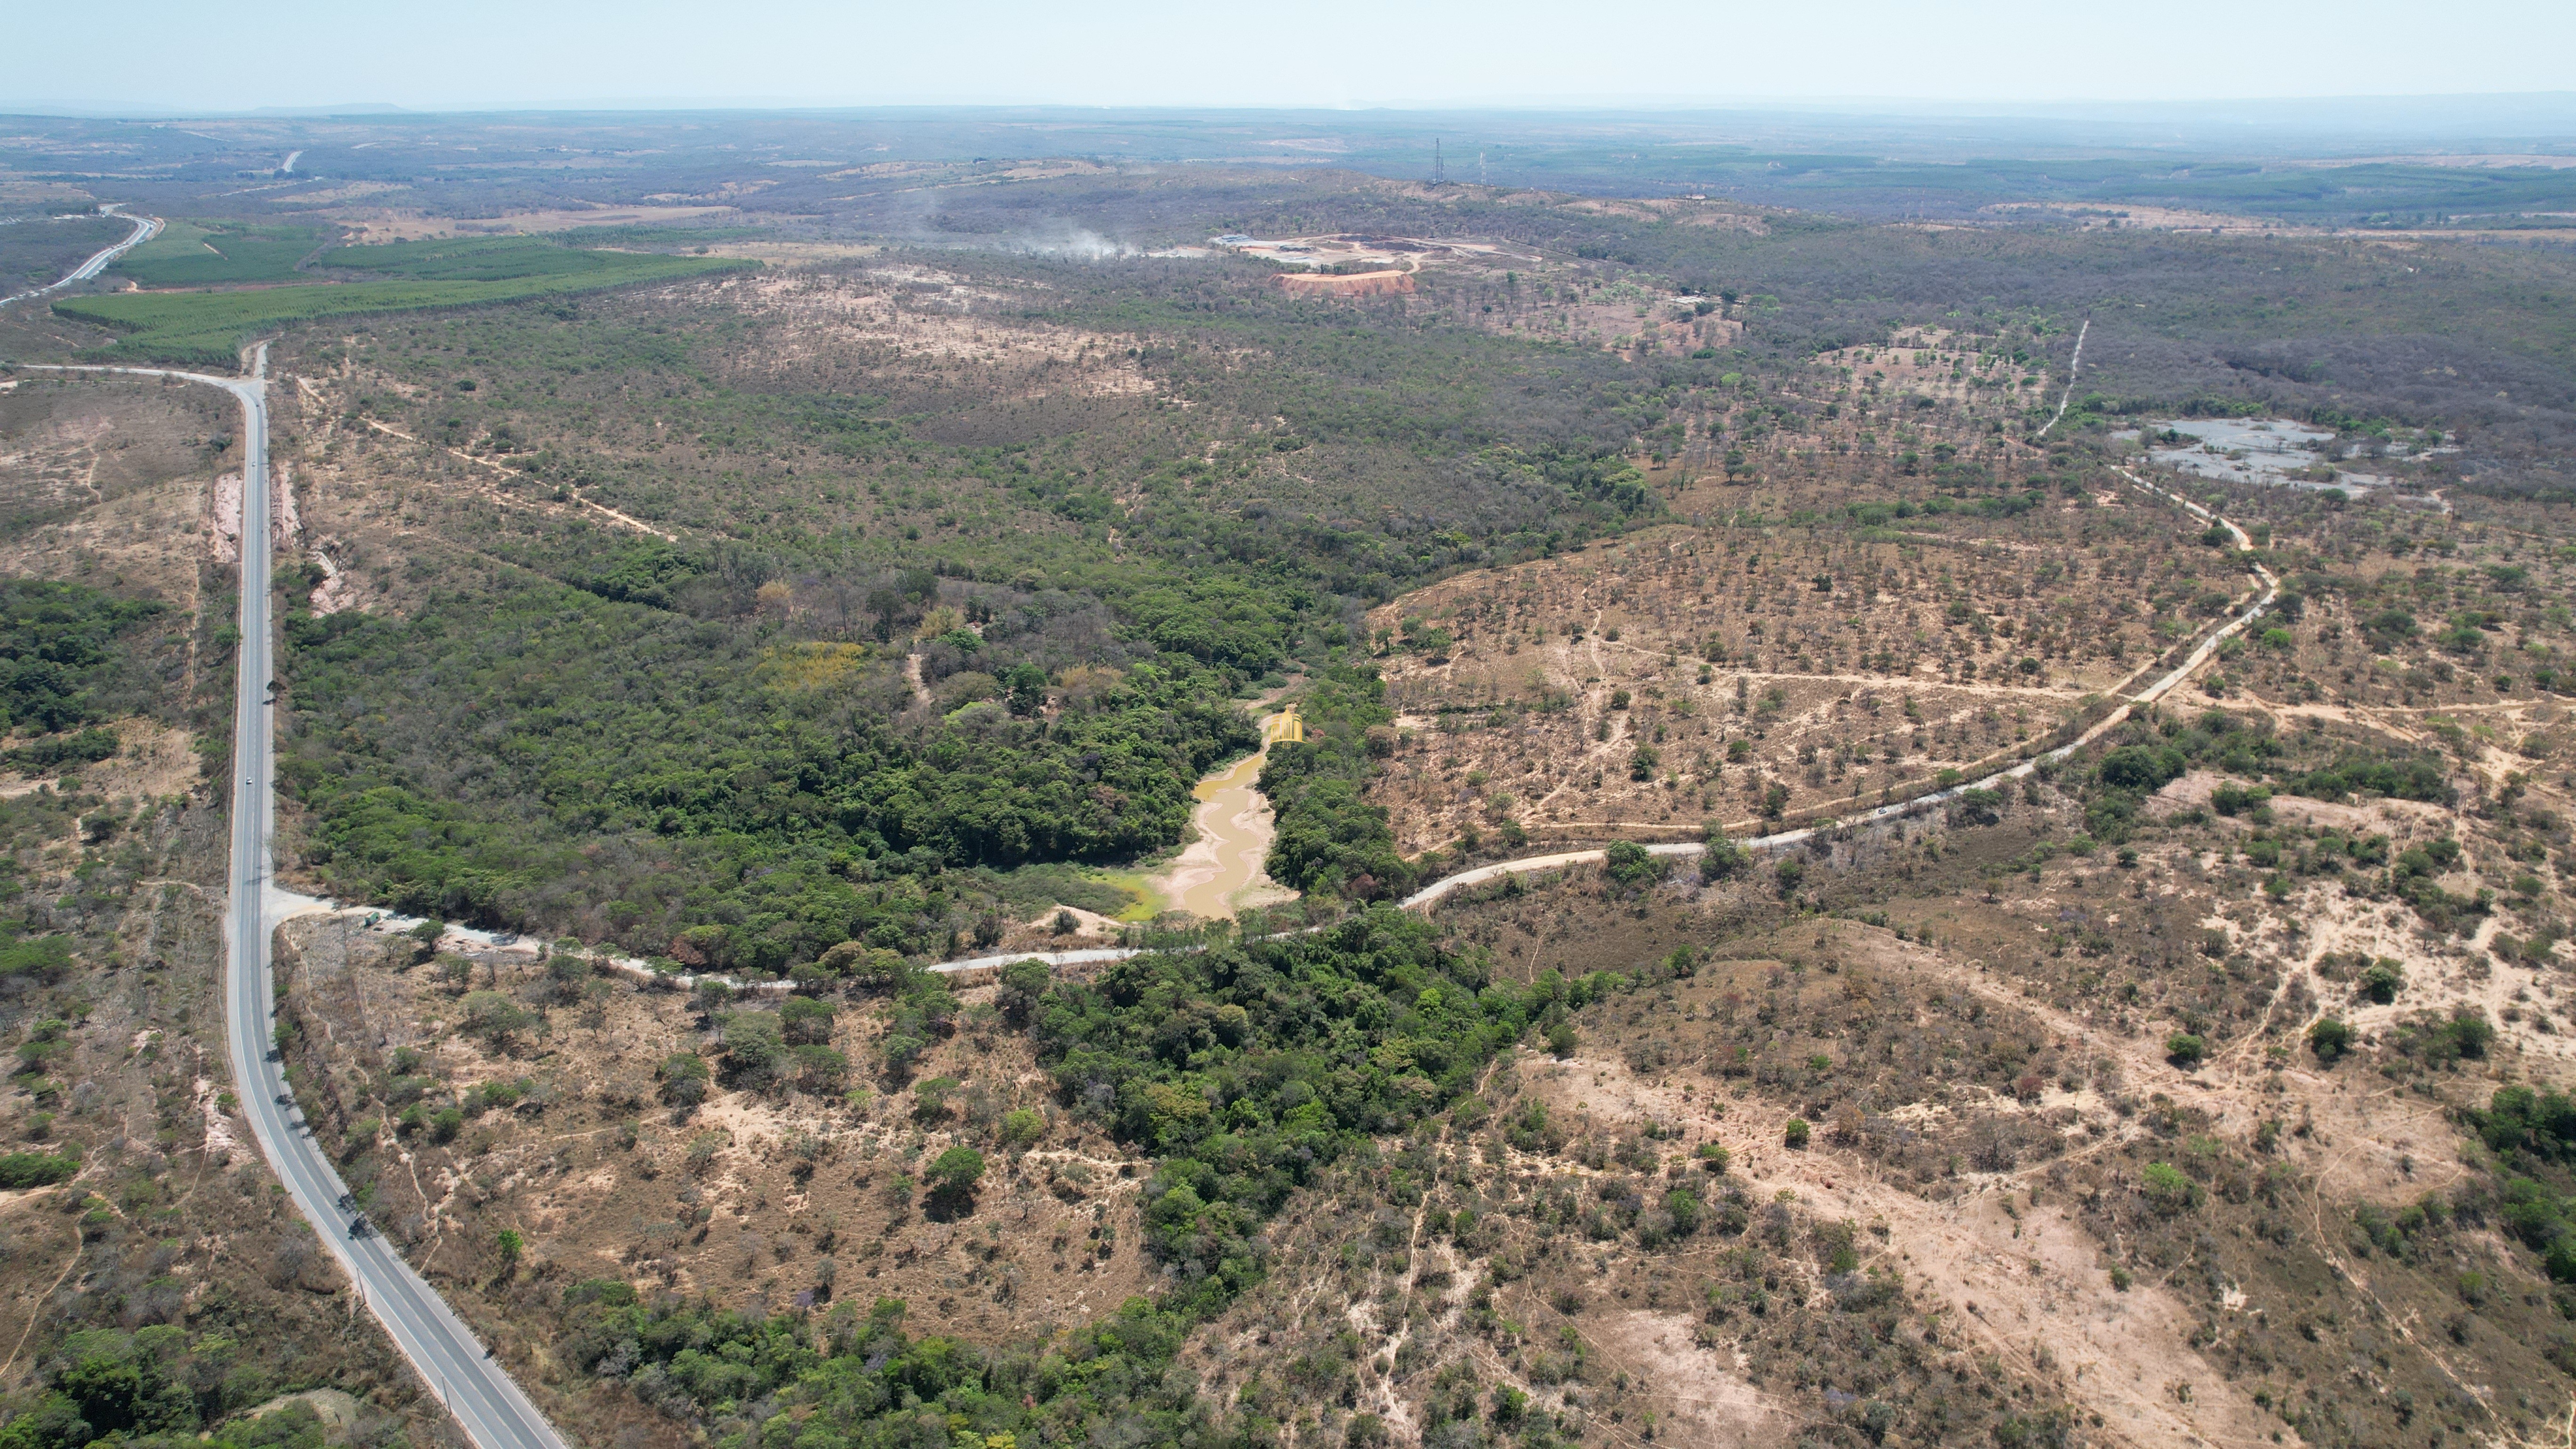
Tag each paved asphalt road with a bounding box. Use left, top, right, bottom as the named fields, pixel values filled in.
left=24, top=354, right=572, bottom=1449
left=5, top=279, right=2268, bottom=1449
left=213, top=355, right=572, bottom=1449
left=0, top=206, right=161, bottom=307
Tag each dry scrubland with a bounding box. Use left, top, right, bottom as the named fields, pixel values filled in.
left=0, top=376, right=237, bottom=611
left=1363, top=518, right=2175, bottom=851
left=272, top=918, right=1160, bottom=1441
left=172, top=281, right=2576, bottom=1449
left=244, top=307, right=2576, bottom=1446
left=0, top=379, right=444, bottom=1442
left=0, top=799, right=432, bottom=1446
left=1360, top=328, right=2209, bottom=850
left=5, top=124, right=2576, bottom=1449
left=1359, top=321, right=2551, bottom=854
left=1325, top=330, right=2576, bottom=1444
left=1217, top=766, right=2575, bottom=1449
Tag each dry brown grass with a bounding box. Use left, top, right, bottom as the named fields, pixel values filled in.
left=0, top=374, right=233, bottom=607
left=717, top=267, right=1160, bottom=394
left=278, top=916, right=1160, bottom=1361
left=1362, top=523, right=2170, bottom=853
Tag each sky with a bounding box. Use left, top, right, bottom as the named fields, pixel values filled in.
left=7, top=0, right=2573, bottom=114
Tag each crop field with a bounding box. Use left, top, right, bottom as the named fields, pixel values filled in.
left=51, top=247, right=748, bottom=362
left=109, top=217, right=324, bottom=286
left=315, top=233, right=718, bottom=282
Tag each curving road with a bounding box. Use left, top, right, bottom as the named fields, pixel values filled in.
left=1395, top=608, right=2270, bottom=903
left=0, top=205, right=161, bottom=308
left=1398, top=463, right=2277, bottom=907
left=10, top=244, right=2260, bottom=1440
left=936, top=461, right=2279, bottom=949
left=18, top=357, right=570, bottom=1449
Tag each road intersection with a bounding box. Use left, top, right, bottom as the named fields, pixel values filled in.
left=22, top=350, right=570, bottom=1449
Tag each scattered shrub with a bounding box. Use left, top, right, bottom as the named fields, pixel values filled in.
left=2141, top=1161, right=2199, bottom=1214
left=2307, top=1018, right=2354, bottom=1063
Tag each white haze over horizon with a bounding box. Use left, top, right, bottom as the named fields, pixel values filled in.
left=6, top=0, right=2573, bottom=119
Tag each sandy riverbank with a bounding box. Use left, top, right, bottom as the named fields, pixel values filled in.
left=1141, top=708, right=1302, bottom=920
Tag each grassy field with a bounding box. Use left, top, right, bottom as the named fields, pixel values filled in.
left=109, top=218, right=323, bottom=286
left=54, top=249, right=749, bottom=363
left=314, top=233, right=719, bottom=282
left=1084, top=869, right=1167, bottom=920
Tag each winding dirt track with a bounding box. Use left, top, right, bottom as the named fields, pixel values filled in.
left=873, top=472, right=2287, bottom=1014
left=2034, top=316, right=2090, bottom=440
left=372, top=454, right=2275, bottom=998
left=1402, top=464, right=2276, bottom=909
left=936, top=460, right=2279, bottom=971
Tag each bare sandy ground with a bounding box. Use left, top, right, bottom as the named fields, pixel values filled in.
left=0, top=716, right=196, bottom=801
left=1524, top=1036, right=2291, bottom=1449
left=718, top=269, right=1161, bottom=395
left=1144, top=709, right=1303, bottom=920
left=208, top=471, right=241, bottom=563
left=1587, top=1311, right=1792, bottom=1447
left=1274, top=271, right=1414, bottom=298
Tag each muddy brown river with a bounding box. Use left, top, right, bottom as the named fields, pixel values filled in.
left=1144, top=708, right=1302, bottom=920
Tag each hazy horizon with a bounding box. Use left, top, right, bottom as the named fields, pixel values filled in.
left=8, top=0, right=2574, bottom=120
left=9, top=94, right=2576, bottom=121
